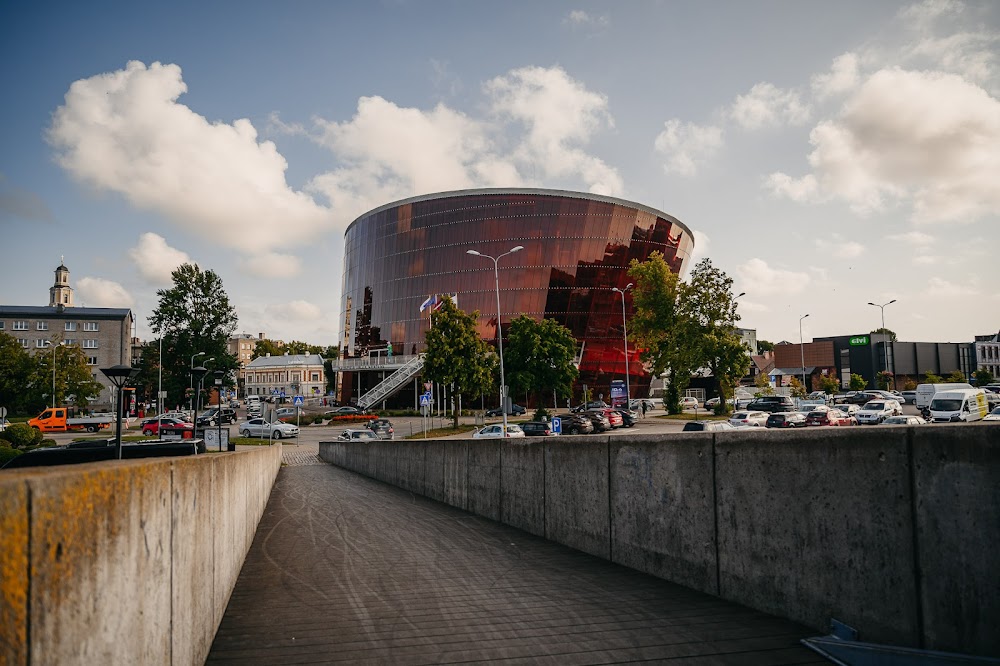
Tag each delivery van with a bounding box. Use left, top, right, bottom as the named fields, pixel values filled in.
left=928, top=389, right=989, bottom=423
left=915, top=382, right=973, bottom=410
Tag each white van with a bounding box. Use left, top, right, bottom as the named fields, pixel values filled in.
left=915, top=383, right=973, bottom=410
left=928, top=389, right=989, bottom=423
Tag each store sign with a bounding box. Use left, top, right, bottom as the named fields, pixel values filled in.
left=849, top=335, right=869, bottom=346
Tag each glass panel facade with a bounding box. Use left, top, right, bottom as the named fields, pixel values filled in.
left=340, top=190, right=695, bottom=404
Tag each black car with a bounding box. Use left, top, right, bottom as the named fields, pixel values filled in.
left=366, top=418, right=394, bottom=439
left=746, top=396, right=796, bottom=413
left=582, top=411, right=612, bottom=432
left=765, top=412, right=808, bottom=428
left=571, top=401, right=609, bottom=413
left=682, top=421, right=736, bottom=432
left=485, top=404, right=526, bottom=417
left=519, top=421, right=554, bottom=436
left=553, top=413, right=595, bottom=435
left=196, top=407, right=237, bottom=427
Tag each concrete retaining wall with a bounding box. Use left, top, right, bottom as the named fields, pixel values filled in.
left=319, top=425, right=1000, bottom=658
left=0, top=446, right=282, bottom=666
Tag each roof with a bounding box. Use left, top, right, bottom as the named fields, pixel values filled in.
left=773, top=367, right=817, bottom=375
left=752, top=355, right=775, bottom=373
left=247, top=354, right=325, bottom=368
left=0, top=305, right=132, bottom=319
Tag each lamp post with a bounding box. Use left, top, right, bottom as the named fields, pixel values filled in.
left=191, top=365, right=208, bottom=443
left=611, top=283, right=633, bottom=409
left=467, top=245, right=524, bottom=436
left=799, top=314, right=810, bottom=391
left=100, top=364, right=140, bottom=459
left=214, top=370, right=225, bottom=451
left=867, top=299, right=896, bottom=384
left=190, top=352, right=205, bottom=411
left=199, top=357, right=216, bottom=411
left=47, top=340, right=64, bottom=408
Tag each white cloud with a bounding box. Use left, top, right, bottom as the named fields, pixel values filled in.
left=729, top=82, right=810, bottom=130
left=47, top=61, right=333, bottom=252
left=815, top=234, right=865, bottom=259
left=128, top=232, right=192, bottom=284
left=764, top=172, right=820, bottom=203
left=769, top=68, right=1000, bottom=223
left=735, top=258, right=810, bottom=296
left=811, top=53, right=861, bottom=99
left=76, top=277, right=134, bottom=308
left=888, top=230, right=935, bottom=245
left=927, top=276, right=979, bottom=296
left=653, top=120, right=724, bottom=177
left=564, top=10, right=609, bottom=28
left=898, top=0, right=964, bottom=30
left=237, top=252, right=302, bottom=278
left=268, top=300, right=322, bottom=321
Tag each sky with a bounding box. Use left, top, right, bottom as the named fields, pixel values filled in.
left=1, top=0, right=998, bottom=348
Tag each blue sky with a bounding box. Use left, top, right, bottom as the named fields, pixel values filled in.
left=2, top=0, right=997, bottom=347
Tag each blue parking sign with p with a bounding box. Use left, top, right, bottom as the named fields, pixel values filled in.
left=552, top=417, right=562, bottom=434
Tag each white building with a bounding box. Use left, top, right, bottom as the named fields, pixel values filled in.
left=244, top=353, right=325, bottom=401
left=974, top=332, right=1000, bottom=378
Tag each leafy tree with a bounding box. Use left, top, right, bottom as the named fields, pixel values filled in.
left=871, top=327, right=897, bottom=342
left=820, top=375, right=840, bottom=394
left=423, top=297, right=497, bottom=428
left=628, top=252, right=700, bottom=414
left=876, top=371, right=894, bottom=390
left=251, top=339, right=284, bottom=360
left=923, top=371, right=942, bottom=384
left=0, top=332, right=33, bottom=415
left=27, top=343, right=103, bottom=412
left=145, top=263, right=239, bottom=410
left=974, top=369, right=995, bottom=386
left=849, top=373, right=867, bottom=391
left=757, top=339, right=775, bottom=352
left=946, top=370, right=967, bottom=383
left=903, top=378, right=918, bottom=390
left=788, top=376, right=807, bottom=398
left=503, top=315, right=579, bottom=410
left=753, top=371, right=774, bottom=396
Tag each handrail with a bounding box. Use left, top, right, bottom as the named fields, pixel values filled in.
left=357, top=355, right=425, bottom=409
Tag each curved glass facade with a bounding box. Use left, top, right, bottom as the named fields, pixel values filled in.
left=340, top=188, right=694, bottom=405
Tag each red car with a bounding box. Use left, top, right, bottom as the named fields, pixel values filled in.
left=140, top=417, right=194, bottom=436
left=805, top=409, right=856, bottom=427
left=593, top=408, right=624, bottom=428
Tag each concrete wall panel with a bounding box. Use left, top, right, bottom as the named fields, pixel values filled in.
left=443, top=441, right=469, bottom=510
left=423, top=441, right=445, bottom=503
left=501, top=441, right=545, bottom=537
left=716, top=427, right=919, bottom=644
left=913, top=424, right=1000, bottom=656
left=467, top=441, right=500, bottom=521
left=0, top=475, right=29, bottom=666
left=399, top=442, right=426, bottom=496
left=611, top=434, right=717, bottom=594
left=545, top=438, right=610, bottom=560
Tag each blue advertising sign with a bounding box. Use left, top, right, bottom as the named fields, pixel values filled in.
left=610, top=379, right=628, bottom=408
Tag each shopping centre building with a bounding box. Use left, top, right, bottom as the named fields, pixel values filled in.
left=335, top=188, right=694, bottom=409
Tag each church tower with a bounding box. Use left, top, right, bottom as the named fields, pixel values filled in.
left=49, top=257, right=74, bottom=308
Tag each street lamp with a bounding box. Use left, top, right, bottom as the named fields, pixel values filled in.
left=611, top=283, right=633, bottom=409
left=214, top=370, right=225, bottom=452
left=190, top=352, right=206, bottom=410
left=467, top=245, right=524, bottom=436
left=46, top=340, right=64, bottom=408
left=799, top=314, right=810, bottom=391
left=199, top=357, right=216, bottom=411
left=867, top=300, right=896, bottom=384
left=191, top=365, right=208, bottom=443
left=100, top=364, right=140, bottom=459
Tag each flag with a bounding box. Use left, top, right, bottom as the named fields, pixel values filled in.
left=433, top=293, right=458, bottom=311
left=419, top=294, right=438, bottom=312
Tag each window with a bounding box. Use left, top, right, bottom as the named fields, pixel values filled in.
left=64, top=339, right=76, bottom=346
left=65, top=322, right=77, bottom=332
left=18, top=339, right=29, bottom=348
left=311, top=372, right=320, bottom=381
left=13, top=321, right=28, bottom=331
left=36, top=339, right=48, bottom=348
left=37, top=321, right=48, bottom=331
left=84, top=322, right=99, bottom=331
left=87, top=356, right=98, bottom=365
left=0, top=321, right=4, bottom=329
left=83, top=340, right=98, bottom=349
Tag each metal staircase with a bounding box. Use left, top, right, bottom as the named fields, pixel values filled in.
left=358, top=355, right=424, bottom=409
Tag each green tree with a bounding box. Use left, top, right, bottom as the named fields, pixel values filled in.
left=28, top=343, right=103, bottom=411
left=820, top=375, right=840, bottom=394
left=870, top=327, right=897, bottom=342
left=849, top=373, right=867, bottom=391
left=251, top=339, right=284, bottom=360
left=753, top=372, right=774, bottom=396
left=923, top=371, right=942, bottom=384
left=0, top=332, right=33, bottom=415
left=946, top=370, right=967, bottom=383
left=876, top=371, right=894, bottom=390
left=757, top=339, right=775, bottom=352
left=145, top=263, right=239, bottom=410
left=628, top=252, right=700, bottom=414
left=788, top=376, right=807, bottom=398
left=503, top=315, right=579, bottom=410
left=423, top=297, right=497, bottom=428
left=974, top=369, right=995, bottom=386
left=321, top=345, right=340, bottom=396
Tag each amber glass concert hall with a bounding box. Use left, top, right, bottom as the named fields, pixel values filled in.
left=336, top=188, right=694, bottom=409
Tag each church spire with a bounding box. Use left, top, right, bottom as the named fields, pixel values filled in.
left=50, top=259, right=74, bottom=307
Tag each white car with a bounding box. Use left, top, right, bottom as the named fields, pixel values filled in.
left=856, top=400, right=902, bottom=425
left=983, top=407, right=1000, bottom=422
left=473, top=424, right=525, bottom=439
left=679, top=397, right=699, bottom=409
left=338, top=429, right=379, bottom=441
left=728, top=411, right=769, bottom=427
left=883, top=415, right=928, bottom=425
left=238, top=418, right=299, bottom=439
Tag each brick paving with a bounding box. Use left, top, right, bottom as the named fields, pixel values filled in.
left=208, top=464, right=827, bottom=665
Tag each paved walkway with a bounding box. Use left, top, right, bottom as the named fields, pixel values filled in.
left=208, top=463, right=827, bottom=665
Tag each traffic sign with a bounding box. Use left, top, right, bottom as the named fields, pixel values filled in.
left=293, top=395, right=304, bottom=406
left=280, top=390, right=286, bottom=397
left=419, top=393, right=432, bottom=407
left=552, top=417, right=561, bottom=435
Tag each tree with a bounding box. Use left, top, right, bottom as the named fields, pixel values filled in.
left=422, top=297, right=497, bottom=428
left=757, top=339, right=775, bottom=352
left=946, top=370, right=967, bottom=383
left=849, top=373, right=867, bottom=391
left=503, top=315, right=579, bottom=411
left=251, top=339, right=284, bottom=360
left=145, top=263, right=239, bottom=410
left=753, top=371, right=774, bottom=396
left=871, top=327, right=897, bottom=342
left=788, top=376, right=807, bottom=398
left=923, top=371, right=942, bottom=384
left=628, top=252, right=700, bottom=414
left=876, top=371, right=894, bottom=390
left=28, top=344, right=103, bottom=411
left=974, top=369, right=995, bottom=386
left=820, top=375, right=840, bottom=394
left=0, top=332, right=34, bottom=415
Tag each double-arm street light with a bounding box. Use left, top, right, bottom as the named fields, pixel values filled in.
left=799, top=314, right=810, bottom=390
left=611, top=283, right=633, bottom=408
left=46, top=340, right=64, bottom=408
left=191, top=365, right=209, bottom=441
left=190, top=352, right=206, bottom=410
left=867, top=299, right=896, bottom=379
left=101, top=364, right=140, bottom=459
left=467, top=245, right=524, bottom=436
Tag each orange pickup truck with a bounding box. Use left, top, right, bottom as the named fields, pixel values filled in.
left=28, top=408, right=113, bottom=433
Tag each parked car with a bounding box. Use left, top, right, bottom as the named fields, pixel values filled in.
left=338, top=429, right=379, bottom=441
left=140, top=417, right=193, bottom=436
left=856, top=400, right=901, bottom=425
left=582, top=411, right=612, bottom=432
left=591, top=408, right=623, bottom=428
left=572, top=401, right=609, bottom=413
left=728, top=411, right=769, bottom=427
left=613, top=409, right=638, bottom=427
left=806, top=391, right=833, bottom=405
left=485, top=404, right=526, bottom=417
left=197, top=406, right=237, bottom=426
left=983, top=407, right=1000, bottom=422
left=275, top=407, right=300, bottom=420
left=682, top=420, right=736, bottom=432
left=747, top=396, right=796, bottom=413
left=366, top=418, right=394, bottom=439
left=553, top=413, right=595, bottom=435
left=629, top=399, right=656, bottom=413
left=844, top=391, right=880, bottom=405
left=679, top=396, right=699, bottom=410
left=839, top=403, right=859, bottom=416
left=765, top=412, right=808, bottom=428
left=473, top=424, right=525, bottom=438
left=806, top=409, right=856, bottom=427
left=325, top=406, right=366, bottom=416
left=883, top=415, right=928, bottom=425
left=900, top=390, right=917, bottom=405
left=238, top=418, right=299, bottom=439
left=520, top=421, right=555, bottom=436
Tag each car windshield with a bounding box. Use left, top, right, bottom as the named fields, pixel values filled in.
left=930, top=399, right=962, bottom=411
left=862, top=402, right=885, bottom=410
left=732, top=412, right=748, bottom=419
left=807, top=411, right=825, bottom=418
left=991, top=408, right=1000, bottom=416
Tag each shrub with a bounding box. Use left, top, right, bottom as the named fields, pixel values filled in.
left=0, top=446, right=22, bottom=466
left=0, top=423, right=43, bottom=450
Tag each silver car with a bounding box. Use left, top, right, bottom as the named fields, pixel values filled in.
left=238, top=418, right=299, bottom=439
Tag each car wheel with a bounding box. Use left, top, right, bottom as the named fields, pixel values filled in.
left=240, top=429, right=250, bottom=437
left=87, top=425, right=98, bottom=433
left=143, top=429, right=153, bottom=436
left=272, top=430, right=282, bottom=439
